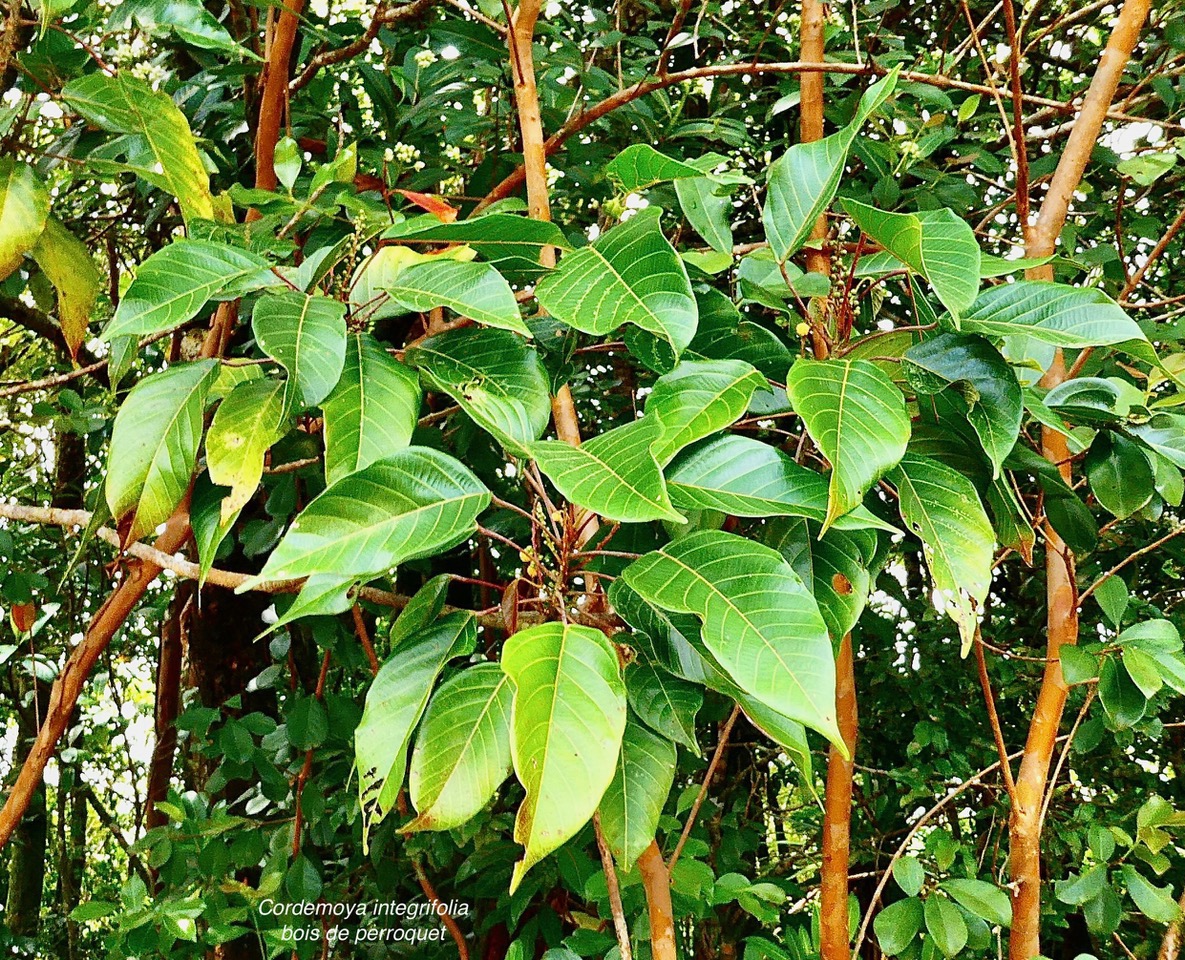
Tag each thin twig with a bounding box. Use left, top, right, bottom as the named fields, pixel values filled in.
left=667, top=705, right=740, bottom=872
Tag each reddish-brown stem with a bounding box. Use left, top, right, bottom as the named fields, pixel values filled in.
left=593, top=813, right=633, bottom=960
left=973, top=631, right=1019, bottom=802
left=820, top=634, right=857, bottom=960
left=255, top=0, right=306, bottom=193
left=352, top=603, right=380, bottom=675
left=637, top=841, right=676, bottom=960
left=145, top=586, right=189, bottom=833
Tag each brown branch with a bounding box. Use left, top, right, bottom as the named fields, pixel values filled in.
left=1120, top=204, right=1185, bottom=302
left=1079, top=524, right=1185, bottom=604
left=800, top=0, right=829, bottom=279
left=255, top=0, right=307, bottom=193
left=291, top=648, right=331, bottom=857
left=1002, top=0, right=1031, bottom=230
left=667, top=705, right=739, bottom=873
left=820, top=633, right=857, bottom=960
left=593, top=813, right=633, bottom=960
left=1160, top=889, right=1185, bottom=960
left=351, top=603, right=380, bottom=674
left=974, top=631, right=1018, bottom=803
left=145, top=585, right=189, bottom=833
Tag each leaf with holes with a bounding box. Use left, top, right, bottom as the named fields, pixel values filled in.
left=598, top=718, right=677, bottom=870
left=787, top=358, right=910, bottom=531
left=0, top=159, right=49, bottom=279
left=535, top=208, right=697, bottom=369
left=206, top=378, right=288, bottom=520
left=103, top=240, right=274, bottom=341
left=355, top=612, right=477, bottom=847
left=406, top=328, right=550, bottom=452
left=323, top=333, right=421, bottom=484
left=382, top=258, right=529, bottom=335
left=502, top=623, right=627, bottom=893
left=622, top=531, right=841, bottom=748
left=106, top=360, right=219, bottom=544
left=890, top=454, right=994, bottom=654
left=63, top=72, right=215, bottom=222
left=904, top=333, right=1021, bottom=477
left=252, top=290, right=347, bottom=408
left=405, top=663, right=514, bottom=834
left=844, top=201, right=980, bottom=321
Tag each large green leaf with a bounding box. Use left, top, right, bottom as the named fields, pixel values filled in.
left=0, top=159, right=49, bottom=279
left=1084, top=432, right=1155, bottom=519
left=1129, top=414, right=1185, bottom=469
left=890, top=454, right=994, bottom=654
left=626, top=662, right=701, bottom=752
left=535, top=208, right=697, bottom=369
left=252, top=290, right=347, bottom=407
left=103, top=240, right=274, bottom=341
left=786, top=358, right=910, bottom=530
left=530, top=420, right=684, bottom=524
left=843, top=201, right=980, bottom=320
left=961, top=281, right=1145, bottom=348
left=322, top=333, right=421, bottom=484
left=598, top=718, right=677, bottom=870
left=688, top=288, right=793, bottom=380
left=406, top=328, right=550, bottom=451
left=62, top=72, right=215, bottom=222
left=904, top=333, right=1021, bottom=477
left=676, top=176, right=734, bottom=254
left=646, top=359, right=764, bottom=466
left=383, top=215, right=572, bottom=283
left=763, top=517, right=874, bottom=641
left=238, top=447, right=490, bottom=593
left=105, top=360, right=219, bottom=543
left=605, top=144, right=703, bottom=191
left=30, top=218, right=102, bottom=358
left=925, top=896, right=969, bottom=958
left=382, top=258, right=529, bottom=335
left=762, top=71, right=898, bottom=261
left=501, top=623, right=627, bottom=892
left=405, top=663, right=514, bottom=833
left=355, top=613, right=477, bottom=846
left=666, top=434, right=897, bottom=532
left=621, top=531, right=841, bottom=747
left=206, top=378, right=288, bottom=519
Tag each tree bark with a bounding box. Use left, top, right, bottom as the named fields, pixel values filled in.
left=820, top=634, right=857, bottom=959
left=145, top=583, right=189, bottom=833
left=3, top=699, right=47, bottom=937
left=1010, top=2, right=1152, bottom=956
left=638, top=841, right=677, bottom=960
left=254, top=0, right=306, bottom=192
left=800, top=0, right=830, bottom=277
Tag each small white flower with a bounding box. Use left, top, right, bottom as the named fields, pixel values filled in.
left=414, top=49, right=438, bottom=68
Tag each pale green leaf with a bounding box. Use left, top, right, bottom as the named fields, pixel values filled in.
left=355, top=613, right=477, bottom=846
left=0, top=159, right=49, bottom=279
left=106, top=360, right=219, bottom=543
left=30, top=218, right=102, bottom=359
left=535, top=208, right=697, bottom=369
left=206, top=378, right=288, bottom=519
left=323, top=333, right=421, bottom=484
left=406, top=327, right=550, bottom=451
left=961, top=281, right=1146, bottom=348
left=786, top=358, right=910, bottom=530
left=598, top=719, right=677, bottom=870
left=621, top=531, right=841, bottom=748
left=606, top=144, right=703, bottom=191
left=941, top=879, right=1012, bottom=927
left=890, top=454, right=994, bottom=654
left=502, top=623, right=627, bottom=892
left=405, top=663, right=514, bottom=833
left=252, top=290, right=347, bottom=407
left=382, top=258, right=529, bottom=335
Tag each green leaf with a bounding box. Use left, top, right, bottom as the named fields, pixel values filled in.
left=646, top=359, right=764, bottom=466
left=598, top=718, right=677, bottom=870
left=978, top=253, right=1055, bottom=278
left=689, top=288, right=793, bottom=380
left=287, top=697, right=328, bottom=750
left=961, top=281, right=1145, bottom=348
left=904, top=333, right=1021, bottom=477
left=1122, top=865, right=1181, bottom=924
left=1084, top=432, right=1155, bottom=519
left=940, top=879, right=1011, bottom=927
left=763, top=517, right=873, bottom=640
left=1059, top=646, right=1098, bottom=686
left=1094, top=576, right=1130, bottom=627
left=894, top=858, right=925, bottom=897
left=1123, top=647, right=1164, bottom=699
left=382, top=258, right=529, bottom=335
left=103, top=240, right=273, bottom=341
left=843, top=201, right=980, bottom=320
left=119, top=0, right=246, bottom=56
left=530, top=420, right=684, bottom=524
left=626, top=662, right=701, bottom=752
left=666, top=435, right=897, bottom=532
left=763, top=70, right=898, bottom=261
left=206, top=378, right=288, bottom=519
left=0, top=159, right=49, bottom=279
left=925, top=896, right=969, bottom=958
left=355, top=613, right=477, bottom=846
left=890, top=454, right=994, bottom=654
left=191, top=473, right=238, bottom=587
left=606, top=144, right=704, bottom=191
left=786, top=358, right=910, bottom=530
left=502, top=623, right=627, bottom=893
left=238, top=447, right=490, bottom=594
left=384, top=214, right=572, bottom=283
left=69, top=901, right=117, bottom=922
left=1056, top=865, right=1108, bottom=906
left=676, top=176, right=734, bottom=254
left=1099, top=657, right=1147, bottom=729
left=30, top=218, right=102, bottom=359
left=252, top=291, right=348, bottom=408
left=535, top=208, right=697, bottom=370
left=406, top=327, right=550, bottom=451
left=405, top=663, right=514, bottom=833
left=622, top=531, right=841, bottom=748
left=322, top=333, right=421, bottom=484
left=1129, top=413, right=1185, bottom=469
left=106, top=360, right=219, bottom=543
left=62, top=72, right=215, bottom=222
left=874, top=897, right=923, bottom=955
